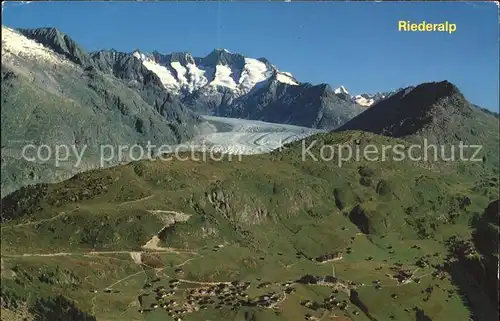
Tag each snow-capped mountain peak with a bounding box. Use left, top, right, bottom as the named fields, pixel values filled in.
left=346, top=91, right=400, bottom=107
left=1, top=26, right=73, bottom=67
left=131, top=48, right=299, bottom=96
left=354, top=89, right=404, bottom=106
left=132, top=49, right=147, bottom=61
left=334, top=86, right=349, bottom=95
left=275, top=71, right=299, bottom=85
left=331, top=84, right=398, bottom=107
left=353, top=94, right=377, bottom=107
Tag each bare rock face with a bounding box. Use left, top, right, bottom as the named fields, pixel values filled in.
left=208, top=82, right=365, bottom=130
left=348, top=203, right=391, bottom=235
left=471, top=200, right=499, bottom=306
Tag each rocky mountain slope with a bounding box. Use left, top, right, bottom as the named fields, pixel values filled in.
left=1, top=26, right=204, bottom=197
left=335, top=80, right=500, bottom=174
left=445, top=200, right=499, bottom=321
left=213, top=82, right=364, bottom=129
left=336, top=81, right=498, bottom=143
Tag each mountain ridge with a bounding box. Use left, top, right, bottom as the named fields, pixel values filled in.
left=336, top=80, right=498, bottom=141
left=9, top=26, right=366, bottom=129
left=12, top=26, right=496, bottom=114
left=1, top=26, right=204, bottom=197
left=334, top=80, right=500, bottom=175
left=2, top=25, right=500, bottom=321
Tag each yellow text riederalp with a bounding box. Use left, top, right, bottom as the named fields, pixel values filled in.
left=398, top=21, right=457, bottom=34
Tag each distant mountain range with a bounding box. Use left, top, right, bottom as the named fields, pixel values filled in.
left=130, top=47, right=375, bottom=127
left=6, top=26, right=394, bottom=130
left=130, top=48, right=392, bottom=107
left=130, top=48, right=299, bottom=96
left=5, top=26, right=410, bottom=129
left=333, top=85, right=398, bottom=107
left=2, top=25, right=498, bottom=196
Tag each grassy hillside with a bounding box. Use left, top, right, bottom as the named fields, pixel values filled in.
left=1, top=130, right=498, bottom=321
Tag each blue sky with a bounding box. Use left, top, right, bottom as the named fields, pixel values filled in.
left=3, top=1, right=499, bottom=111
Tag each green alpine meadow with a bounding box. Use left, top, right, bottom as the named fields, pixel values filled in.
left=1, top=2, right=499, bottom=321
